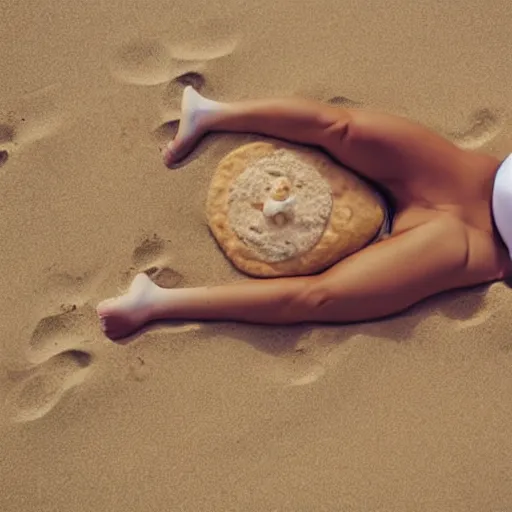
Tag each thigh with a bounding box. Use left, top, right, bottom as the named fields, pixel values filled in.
left=303, top=218, right=487, bottom=323
left=327, top=108, right=468, bottom=193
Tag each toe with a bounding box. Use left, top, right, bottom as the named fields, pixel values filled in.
left=96, top=299, right=114, bottom=316
left=162, top=138, right=192, bottom=167
left=162, top=146, right=175, bottom=167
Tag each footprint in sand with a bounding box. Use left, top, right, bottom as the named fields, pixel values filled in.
left=285, top=362, right=326, bottom=387
left=130, top=233, right=182, bottom=280
left=438, top=286, right=491, bottom=330
left=165, top=18, right=239, bottom=62
left=130, top=234, right=184, bottom=289
left=266, top=353, right=327, bottom=388
left=6, top=349, right=93, bottom=423
left=132, top=233, right=168, bottom=265
left=152, top=119, right=179, bottom=154
left=255, top=339, right=328, bottom=388
left=447, top=108, right=503, bottom=150
left=327, top=96, right=363, bottom=108
left=6, top=279, right=102, bottom=422
left=109, top=37, right=200, bottom=86
left=37, top=266, right=105, bottom=312
left=28, top=303, right=97, bottom=365
left=0, top=84, right=67, bottom=167
left=115, top=233, right=182, bottom=288
left=110, top=19, right=238, bottom=86
left=294, top=86, right=364, bottom=107
left=0, top=124, right=14, bottom=169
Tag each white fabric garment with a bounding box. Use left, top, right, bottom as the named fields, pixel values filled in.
left=492, top=154, right=512, bottom=258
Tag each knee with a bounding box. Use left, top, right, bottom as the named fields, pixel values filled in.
left=286, top=278, right=334, bottom=321
left=319, top=111, right=351, bottom=151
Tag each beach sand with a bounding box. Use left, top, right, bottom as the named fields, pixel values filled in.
left=1, top=0, right=512, bottom=510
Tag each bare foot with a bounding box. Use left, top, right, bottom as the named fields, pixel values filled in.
left=97, top=273, right=162, bottom=340
left=162, top=86, right=225, bottom=167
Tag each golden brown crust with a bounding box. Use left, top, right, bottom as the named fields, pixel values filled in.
left=206, top=141, right=386, bottom=277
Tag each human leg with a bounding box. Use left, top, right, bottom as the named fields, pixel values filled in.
left=163, top=86, right=478, bottom=196
left=97, top=220, right=477, bottom=340
left=162, top=86, right=349, bottom=167
left=97, top=272, right=316, bottom=339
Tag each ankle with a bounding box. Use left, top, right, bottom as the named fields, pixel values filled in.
left=146, top=286, right=177, bottom=320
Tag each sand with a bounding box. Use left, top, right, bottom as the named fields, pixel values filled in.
left=1, top=0, right=512, bottom=510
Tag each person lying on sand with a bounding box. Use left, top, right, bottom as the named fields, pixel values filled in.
left=96, top=86, right=512, bottom=340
